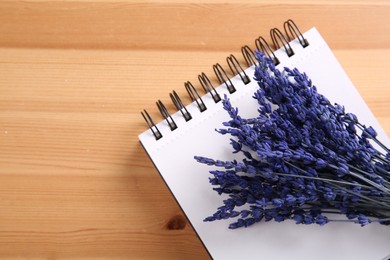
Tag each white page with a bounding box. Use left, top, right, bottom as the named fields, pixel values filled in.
left=139, top=28, right=390, bottom=260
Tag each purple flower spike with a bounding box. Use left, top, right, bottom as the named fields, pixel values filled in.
left=196, top=52, right=390, bottom=228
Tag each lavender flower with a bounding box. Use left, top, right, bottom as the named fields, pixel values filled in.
left=195, top=52, right=390, bottom=229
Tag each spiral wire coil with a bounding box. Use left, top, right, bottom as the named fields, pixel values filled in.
left=141, top=19, right=309, bottom=140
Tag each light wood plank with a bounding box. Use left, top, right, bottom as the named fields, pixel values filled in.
left=1, top=2, right=390, bottom=50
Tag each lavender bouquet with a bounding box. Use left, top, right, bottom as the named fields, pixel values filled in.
left=195, top=52, right=390, bottom=229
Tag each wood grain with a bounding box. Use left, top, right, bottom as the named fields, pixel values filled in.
left=1, top=2, right=390, bottom=50
left=0, top=1, right=389, bottom=259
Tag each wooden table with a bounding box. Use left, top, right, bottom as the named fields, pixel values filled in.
left=1, top=1, right=389, bottom=258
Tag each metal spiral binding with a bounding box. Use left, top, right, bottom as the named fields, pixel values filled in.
left=141, top=19, right=308, bottom=140
left=255, top=36, right=280, bottom=65
left=213, top=63, right=236, bottom=94
left=284, top=19, right=309, bottom=48
left=198, top=72, right=221, bottom=103
left=170, top=90, right=192, bottom=122
left=141, top=110, right=162, bottom=140
left=270, top=27, right=295, bottom=57
left=156, top=100, right=177, bottom=131
left=227, top=54, right=251, bottom=85
left=184, top=81, right=207, bottom=112
left=241, top=45, right=257, bottom=67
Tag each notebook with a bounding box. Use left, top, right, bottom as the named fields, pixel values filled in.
left=138, top=21, right=390, bottom=260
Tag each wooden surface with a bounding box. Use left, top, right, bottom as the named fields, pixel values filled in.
left=1, top=1, right=390, bottom=258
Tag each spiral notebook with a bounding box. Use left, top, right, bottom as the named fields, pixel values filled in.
left=138, top=21, right=390, bottom=260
